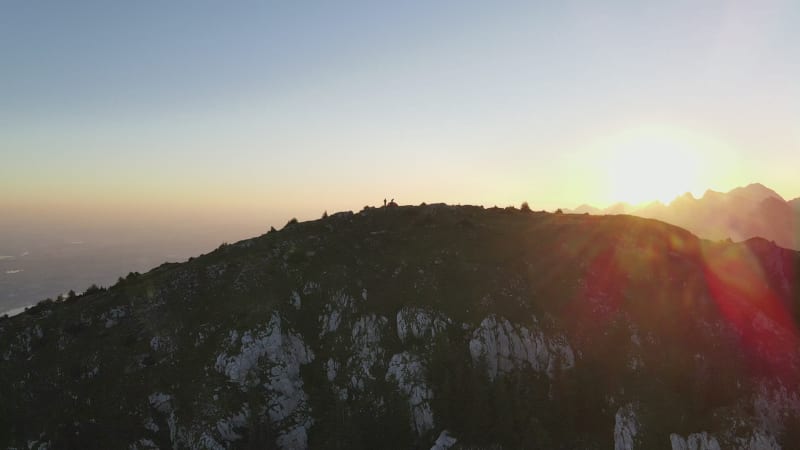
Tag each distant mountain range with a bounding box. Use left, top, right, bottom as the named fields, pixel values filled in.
left=568, top=183, right=800, bottom=250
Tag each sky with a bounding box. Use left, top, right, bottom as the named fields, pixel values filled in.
left=2, top=0, right=799, bottom=238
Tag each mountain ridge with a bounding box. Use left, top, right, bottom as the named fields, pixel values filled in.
left=2, top=204, right=799, bottom=449
left=567, top=183, right=800, bottom=250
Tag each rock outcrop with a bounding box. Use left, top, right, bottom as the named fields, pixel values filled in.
left=670, top=432, right=721, bottom=450
left=468, top=315, right=574, bottom=380
left=614, top=404, right=639, bottom=450
left=386, top=351, right=435, bottom=434
left=214, top=313, right=314, bottom=449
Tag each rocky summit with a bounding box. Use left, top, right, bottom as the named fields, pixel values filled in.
left=2, top=204, right=800, bottom=449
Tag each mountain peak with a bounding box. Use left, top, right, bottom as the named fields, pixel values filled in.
left=669, top=191, right=697, bottom=206
left=566, top=183, right=796, bottom=249
left=729, top=182, right=784, bottom=202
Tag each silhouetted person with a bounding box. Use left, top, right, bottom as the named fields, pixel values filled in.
left=383, top=198, right=387, bottom=207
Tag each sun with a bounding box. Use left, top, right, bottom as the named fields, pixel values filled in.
left=603, top=127, right=707, bottom=205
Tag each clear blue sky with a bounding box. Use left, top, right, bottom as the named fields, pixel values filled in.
left=2, top=0, right=799, bottom=230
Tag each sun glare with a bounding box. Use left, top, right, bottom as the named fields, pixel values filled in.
left=603, top=127, right=708, bottom=205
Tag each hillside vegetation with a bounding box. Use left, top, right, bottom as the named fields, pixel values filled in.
left=2, top=204, right=799, bottom=449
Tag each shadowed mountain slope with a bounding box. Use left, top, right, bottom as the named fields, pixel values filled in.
left=2, top=204, right=800, bottom=449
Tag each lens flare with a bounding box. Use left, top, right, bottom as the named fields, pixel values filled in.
left=561, top=218, right=799, bottom=385
left=702, top=241, right=799, bottom=382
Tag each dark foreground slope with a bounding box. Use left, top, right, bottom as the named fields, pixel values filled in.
left=2, top=204, right=800, bottom=449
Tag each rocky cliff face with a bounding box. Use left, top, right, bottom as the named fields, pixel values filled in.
left=1, top=204, right=799, bottom=449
